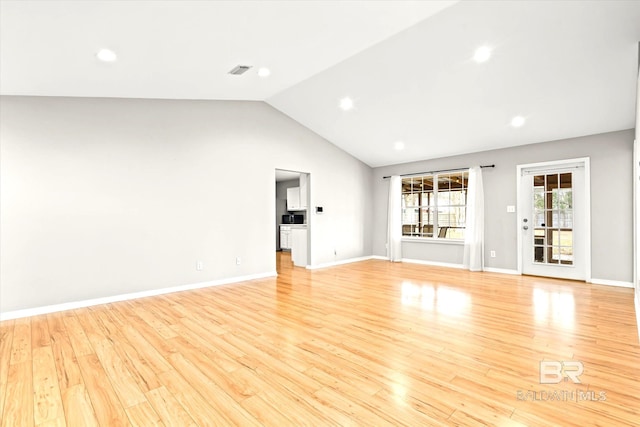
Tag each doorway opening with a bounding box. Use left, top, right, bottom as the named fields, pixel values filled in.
left=275, top=169, right=310, bottom=272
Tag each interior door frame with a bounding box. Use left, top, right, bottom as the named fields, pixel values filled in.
left=274, top=168, right=311, bottom=267
left=516, top=157, right=591, bottom=281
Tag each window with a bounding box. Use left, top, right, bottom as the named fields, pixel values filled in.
left=401, top=171, right=469, bottom=239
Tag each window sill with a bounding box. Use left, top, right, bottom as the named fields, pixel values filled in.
left=401, top=237, right=464, bottom=245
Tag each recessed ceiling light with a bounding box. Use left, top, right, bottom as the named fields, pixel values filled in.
left=96, top=48, right=117, bottom=62
left=339, top=97, right=354, bottom=111
left=394, top=141, right=405, bottom=150
left=473, top=46, right=491, bottom=63
left=257, top=67, right=271, bottom=77
left=511, top=115, right=526, bottom=127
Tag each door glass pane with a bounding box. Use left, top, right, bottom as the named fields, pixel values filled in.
left=560, top=173, right=572, bottom=188
left=533, top=172, right=573, bottom=265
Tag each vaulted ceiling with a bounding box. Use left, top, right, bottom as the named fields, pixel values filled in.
left=2, top=1, right=639, bottom=167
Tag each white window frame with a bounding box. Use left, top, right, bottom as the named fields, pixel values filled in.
left=401, top=171, right=468, bottom=242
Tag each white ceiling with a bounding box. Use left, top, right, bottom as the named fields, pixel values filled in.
left=0, top=0, right=453, bottom=100
left=275, top=169, right=300, bottom=183
left=1, top=1, right=639, bottom=167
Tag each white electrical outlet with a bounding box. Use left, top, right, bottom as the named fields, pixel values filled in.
left=196, top=261, right=203, bottom=271
left=490, top=251, right=496, bottom=258
left=507, top=205, right=516, bottom=213
left=236, top=257, right=241, bottom=265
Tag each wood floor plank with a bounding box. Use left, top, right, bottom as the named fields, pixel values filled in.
left=113, top=303, right=177, bottom=361
left=240, top=393, right=299, bottom=426
left=31, top=316, right=51, bottom=349
left=312, top=385, right=395, bottom=426
left=168, top=319, right=241, bottom=373
left=156, top=369, right=229, bottom=427
left=92, top=309, right=162, bottom=393
left=125, top=401, right=164, bottom=427
left=10, top=317, right=31, bottom=365
left=62, top=315, right=93, bottom=358
left=0, top=319, right=15, bottom=419
left=61, top=384, right=99, bottom=427
left=166, top=335, right=251, bottom=402
left=129, top=304, right=177, bottom=341
left=165, top=351, right=262, bottom=426
left=145, top=386, right=197, bottom=427
left=1, top=252, right=639, bottom=425
left=76, top=354, right=130, bottom=427
left=46, top=314, right=83, bottom=391
left=1, top=361, right=33, bottom=427
left=36, top=417, right=67, bottom=427
left=76, top=309, right=147, bottom=409
left=92, top=339, right=147, bottom=409
left=32, top=346, right=65, bottom=425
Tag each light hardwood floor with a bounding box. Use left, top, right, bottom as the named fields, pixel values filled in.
left=1, top=252, right=639, bottom=426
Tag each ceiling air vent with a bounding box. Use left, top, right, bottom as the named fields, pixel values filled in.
left=228, top=65, right=252, bottom=75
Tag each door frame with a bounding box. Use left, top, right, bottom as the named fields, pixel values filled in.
left=516, top=157, right=591, bottom=281
left=274, top=168, right=311, bottom=267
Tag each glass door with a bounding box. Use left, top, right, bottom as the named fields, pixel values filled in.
left=519, top=161, right=588, bottom=281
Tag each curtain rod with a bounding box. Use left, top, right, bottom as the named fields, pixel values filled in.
left=382, top=164, right=495, bottom=180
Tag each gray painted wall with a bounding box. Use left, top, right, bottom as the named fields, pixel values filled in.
left=372, top=129, right=634, bottom=282
left=0, top=96, right=373, bottom=312
left=0, top=95, right=633, bottom=313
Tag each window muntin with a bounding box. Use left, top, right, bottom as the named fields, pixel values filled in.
left=401, top=171, right=468, bottom=239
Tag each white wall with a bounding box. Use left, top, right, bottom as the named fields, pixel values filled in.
left=635, top=64, right=640, bottom=335
left=0, top=96, right=373, bottom=312
left=372, top=129, right=635, bottom=282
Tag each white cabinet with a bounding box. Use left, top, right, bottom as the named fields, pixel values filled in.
left=286, top=187, right=301, bottom=211
left=286, top=175, right=308, bottom=211
left=291, top=227, right=307, bottom=267
left=280, top=226, right=291, bottom=250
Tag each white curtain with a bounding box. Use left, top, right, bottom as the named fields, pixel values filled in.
left=463, top=166, right=484, bottom=271
left=387, top=175, right=403, bottom=262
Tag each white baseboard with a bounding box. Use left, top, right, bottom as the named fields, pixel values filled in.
left=370, top=255, right=389, bottom=261
left=589, top=278, right=634, bottom=288
left=0, top=271, right=277, bottom=321
left=483, top=267, right=520, bottom=275
left=401, top=258, right=465, bottom=269
left=375, top=257, right=520, bottom=275
left=306, top=256, right=376, bottom=270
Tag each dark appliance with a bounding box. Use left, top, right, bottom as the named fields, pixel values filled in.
left=282, top=214, right=304, bottom=224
